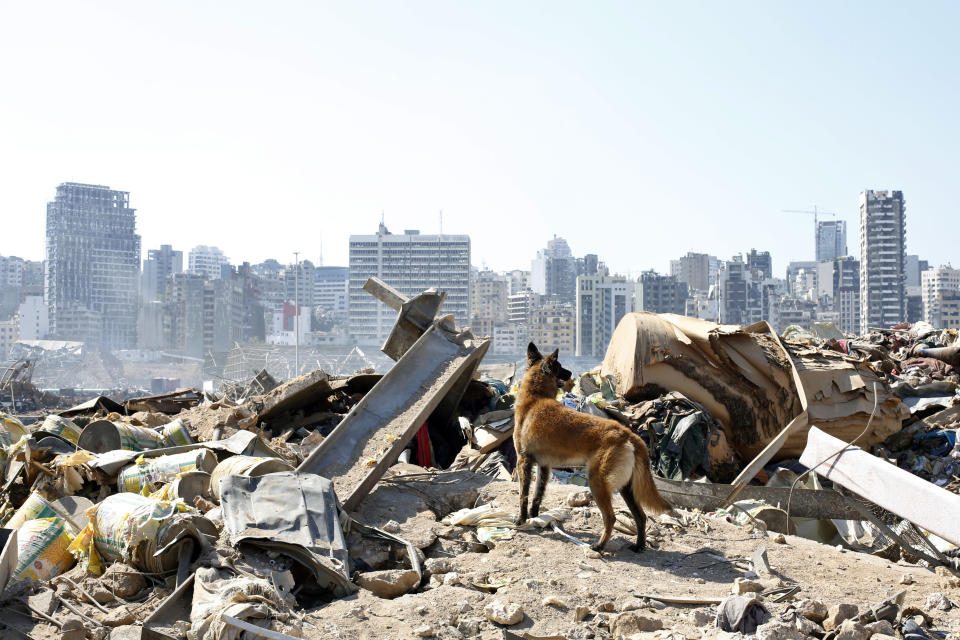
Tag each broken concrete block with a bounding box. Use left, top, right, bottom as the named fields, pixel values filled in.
left=414, top=625, right=436, bottom=637
left=543, top=595, right=569, bottom=609
left=573, top=605, right=590, bottom=622
left=609, top=611, right=663, bottom=636
left=566, top=490, right=592, bottom=507
left=936, top=566, right=960, bottom=591
left=109, top=626, right=143, bottom=640
left=796, top=598, right=828, bottom=623
left=755, top=620, right=806, bottom=640
left=355, top=569, right=420, bottom=599
left=834, top=619, right=869, bottom=640
left=483, top=599, right=523, bottom=625
left=617, top=597, right=644, bottom=612
left=690, top=609, right=713, bottom=626
left=793, top=612, right=823, bottom=637
left=61, top=618, right=87, bottom=640
left=925, top=591, right=953, bottom=611
left=424, top=557, right=453, bottom=576
left=27, top=589, right=58, bottom=616
left=864, top=620, right=896, bottom=636
left=101, top=606, right=136, bottom=627
left=823, top=603, right=859, bottom=631
left=731, top=577, right=764, bottom=594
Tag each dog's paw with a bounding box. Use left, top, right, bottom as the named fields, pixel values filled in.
left=628, top=543, right=645, bottom=553
left=514, top=516, right=527, bottom=527
left=590, top=543, right=606, bottom=553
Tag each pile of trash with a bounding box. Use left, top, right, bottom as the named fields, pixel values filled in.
left=0, top=285, right=958, bottom=639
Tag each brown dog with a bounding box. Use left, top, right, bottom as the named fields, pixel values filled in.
left=514, top=343, right=672, bottom=551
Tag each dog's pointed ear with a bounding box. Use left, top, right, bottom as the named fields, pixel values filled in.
left=549, top=349, right=559, bottom=361
left=527, top=342, right=542, bottom=366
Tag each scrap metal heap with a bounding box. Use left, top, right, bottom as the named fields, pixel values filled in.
left=0, top=289, right=959, bottom=639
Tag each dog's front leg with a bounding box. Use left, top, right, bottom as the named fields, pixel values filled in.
left=515, top=454, right=534, bottom=525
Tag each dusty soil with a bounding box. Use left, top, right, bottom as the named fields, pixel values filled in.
left=317, top=472, right=960, bottom=639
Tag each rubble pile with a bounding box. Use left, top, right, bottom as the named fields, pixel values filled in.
left=0, top=291, right=958, bottom=639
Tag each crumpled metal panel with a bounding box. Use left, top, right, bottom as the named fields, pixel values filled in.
left=220, top=471, right=353, bottom=595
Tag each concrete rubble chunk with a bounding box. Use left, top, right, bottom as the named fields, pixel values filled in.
left=566, top=490, right=592, bottom=507
left=425, top=558, right=454, bottom=576
left=754, top=620, right=807, bottom=640
left=574, top=605, right=591, bottom=622
left=109, top=626, right=143, bottom=640
left=864, top=620, right=896, bottom=636
left=796, top=598, right=828, bottom=623
left=822, top=603, right=859, bottom=631
left=609, top=611, right=663, bottom=636
left=356, top=569, right=420, bottom=599
left=834, top=619, right=869, bottom=640
left=936, top=566, right=960, bottom=591
left=731, top=578, right=764, bottom=594
left=483, top=599, right=523, bottom=625
left=924, top=591, right=953, bottom=611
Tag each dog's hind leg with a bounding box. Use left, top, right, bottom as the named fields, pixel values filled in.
left=619, top=485, right=647, bottom=552
left=530, top=463, right=551, bottom=518
left=515, top=454, right=534, bottom=525
left=587, top=473, right=615, bottom=551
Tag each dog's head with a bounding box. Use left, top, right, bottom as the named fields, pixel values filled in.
left=526, top=342, right=572, bottom=389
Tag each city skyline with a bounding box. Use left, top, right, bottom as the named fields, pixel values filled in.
left=2, top=3, right=959, bottom=276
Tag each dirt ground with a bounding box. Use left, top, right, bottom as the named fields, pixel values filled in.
left=311, top=471, right=960, bottom=639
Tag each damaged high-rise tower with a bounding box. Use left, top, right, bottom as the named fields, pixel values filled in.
left=859, top=189, right=906, bottom=330
left=45, top=182, right=141, bottom=349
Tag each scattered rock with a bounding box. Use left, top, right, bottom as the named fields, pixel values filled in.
left=609, top=611, right=663, bottom=636
left=356, top=569, right=420, bottom=599
left=793, top=612, right=823, bottom=637
left=483, top=600, right=523, bottom=626
left=899, top=573, right=915, bottom=585
left=382, top=519, right=401, bottom=532
left=690, top=609, right=714, bottom=626
left=822, top=603, right=858, bottom=631
left=442, top=572, right=460, bottom=586
left=566, top=490, right=592, bottom=507
left=871, top=635, right=898, bottom=640
left=543, top=595, right=569, bottom=609
left=414, top=625, right=436, bottom=637
left=102, top=563, right=148, bottom=599
left=864, top=620, right=896, bottom=636
left=109, top=626, right=143, bottom=640
left=61, top=617, right=87, bottom=640
left=936, top=566, right=960, bottom=591
left=645, top=598, right=667, bottom=610
left=755, top=620, right=806, bottom=640
left=425, top=558, right=453, bottom=575
left=732, top=578, right=764, bottom=595
left=582, top=546, right=602, bottom=559
left=617, top=597, right=644, bottom=612
left=925, top=591, right=953, bottom=611
left=834, top=619, right=869, bottom=640
left=796, top=599, right=828, bottom=623
left=27, top=589, right=58, bottom=616
left=574, top=605, right=591, bottom=622
left=101, top=606, right=136, bottom=627
left=772, top=534, right=787, bottom=544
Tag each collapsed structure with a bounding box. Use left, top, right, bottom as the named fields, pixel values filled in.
left=0, top=281, right=958, bottom=640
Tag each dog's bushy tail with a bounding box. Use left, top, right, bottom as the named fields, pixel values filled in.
left=630, top=437, right=672, bottom=515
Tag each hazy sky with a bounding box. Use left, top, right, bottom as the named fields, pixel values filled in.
left=2, top=2, right=957, bottom=278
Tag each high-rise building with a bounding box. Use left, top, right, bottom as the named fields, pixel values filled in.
left=816, top=220, right=847, bottom=262
left=746, top=249, right=773, bottom=280
left=859, top=190, right=906, bottom=330
left=637, top=271, right=688, bottom=315
left=470, top=270, right=509, bottom=338
left=45, top=182, right=141, bottom=349
left=506, top=270, right=531, bottom=295
left=15, top=296, right=49, bottom=341
left=0, top=319, right=17, bottom=357
left=529, top=302, right=576, bottom=355
left=816, top=257, right=860, bottom=334
left=905, top=255, right=929, bottom=288
left=348, top=223, right=470, bottom=344
left=921, top=265, right=960, bottom=327
left=576, top=269, right=635, bottom=358
left=531, top=236, right=577, bottom=305
left=314, top=266, right=349, bottom=315
left=284, top=260, right=315, bottom=308
left=163, top=272, right=242, bottom=360
left=717, top=256, right=751, bottom=325
left=670, top=252, right=719, bottom=292
left=142, top=244, right=183, bottom=302
left=188, top=245, right=230, bottom=280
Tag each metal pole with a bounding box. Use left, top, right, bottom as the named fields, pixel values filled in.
left=294, top=251, right=300, bottom=377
